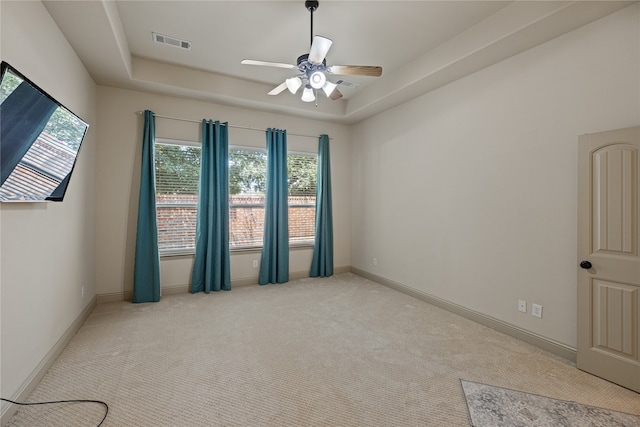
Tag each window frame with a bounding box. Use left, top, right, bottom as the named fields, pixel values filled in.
left=154, top=138, right=201, bottom=257
left=228, top=145, right=267, bottom=250
left=154, top=140, right=318, bottom=257
left=286, top=150, right=318, bottom=248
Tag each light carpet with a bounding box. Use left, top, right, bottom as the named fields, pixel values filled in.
left=461, top=379, right=640, bottom=426
left=7, top=273, right=640, bottom=426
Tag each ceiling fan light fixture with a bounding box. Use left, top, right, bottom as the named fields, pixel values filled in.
left=301, top=85, right=316, bottom=102
left=286, top=77, right=302, bottom=94
left=322, top=81, right=337, bottom=97
left=309, top=71, right=326, bottom=89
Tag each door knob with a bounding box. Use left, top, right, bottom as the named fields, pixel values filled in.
left=579, top=260, right=592, bottom=269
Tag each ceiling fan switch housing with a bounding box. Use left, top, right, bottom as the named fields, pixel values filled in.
left=305, top=0, right=319, bottom=12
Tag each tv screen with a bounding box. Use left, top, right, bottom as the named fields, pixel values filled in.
left=0, top=61, right=89, bottom=202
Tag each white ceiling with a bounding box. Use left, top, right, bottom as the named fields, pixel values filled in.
left=43, top=0, right=636, bottom=124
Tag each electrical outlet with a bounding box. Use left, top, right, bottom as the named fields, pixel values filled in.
left=81, top=285, right=85, bottom=299
left=373, top=258, right=378, bottom=266
left=518, top=300, right=527, bottom=313
left=252, top=260, right=258, bottom=268
left=532, top=303, right=543, bottom=318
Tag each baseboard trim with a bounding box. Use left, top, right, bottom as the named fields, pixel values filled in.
left=332, top=266, right=352, bottom=275
left=350, top=267, right=577, bottom=363
left=1, top=296, right=97, bottom=426
left=97, top=291, right=132, bottom=304
left=96, top=266, right=353, bottom=303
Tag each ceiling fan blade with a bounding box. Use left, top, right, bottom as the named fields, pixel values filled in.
left=268, top=82, right=288, bottom=95
left=328, top=65, right=383, bottom=77
left=335, top=79, right=360, bottom=88
left=241, top=59, right=297, bottom=69
left=308, top=36, right=333, bottom=64
left=329, top=88, right=343, bottom=101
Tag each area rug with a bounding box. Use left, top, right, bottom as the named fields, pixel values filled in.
left=461, top=379, right=640, bottom=426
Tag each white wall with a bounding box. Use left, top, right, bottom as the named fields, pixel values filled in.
left=0, top=0, right=98, bottom=406
left=96, top=86, right=351, bottom=298
left=350, top=4, right=639, bottom=349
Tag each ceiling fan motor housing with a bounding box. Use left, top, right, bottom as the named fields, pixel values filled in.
left=296, top=53, right=327, bottom=82
left=297, top=54, right=326, bottom=69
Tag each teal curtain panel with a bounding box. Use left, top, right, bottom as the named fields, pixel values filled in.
left=192, top=120, right=231, bottom=293
left=133, top=110, right=161, bottom=303
left=310, top=134, right=334, bottom=277
left=259, top=128, right=289, bottom=285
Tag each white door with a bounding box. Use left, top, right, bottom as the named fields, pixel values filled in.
left=577, top=126, right=640, bottom=392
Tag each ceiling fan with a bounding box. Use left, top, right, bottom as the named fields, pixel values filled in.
left=241, top=0, right=382, bottom=103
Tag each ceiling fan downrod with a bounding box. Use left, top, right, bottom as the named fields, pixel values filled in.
left=305, top=0, right=319, bottom=47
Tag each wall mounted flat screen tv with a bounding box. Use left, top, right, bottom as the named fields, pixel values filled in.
left=0, top=61, right=89, bottom=202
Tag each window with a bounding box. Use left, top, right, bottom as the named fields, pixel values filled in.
left=288, top=153, right=317, bottom=246
left=154, top=141, right=318, bottom=255
left=229, top=148, right=267, bottom=249
left=154, top=140, right=200, bottom=255
left=228, top=148, right=318, bottom=249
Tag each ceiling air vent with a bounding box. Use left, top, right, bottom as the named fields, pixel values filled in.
left=152, top=32, right=191, bottom=50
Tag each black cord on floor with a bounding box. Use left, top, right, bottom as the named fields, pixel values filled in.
left=0, top=397, right=108, bottom=426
